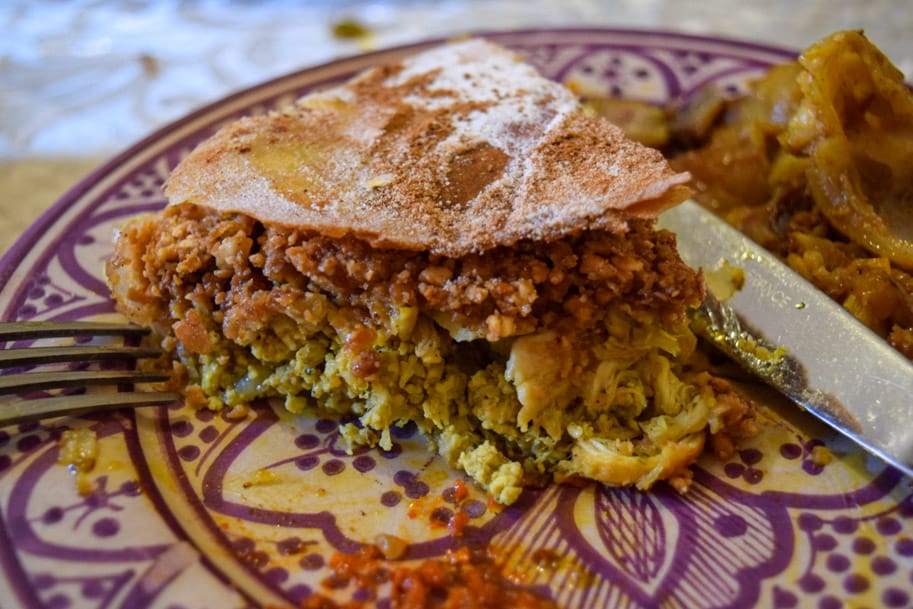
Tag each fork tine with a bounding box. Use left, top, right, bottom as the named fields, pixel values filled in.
left=0, top=370, right=172, bottom=395
left=0, top=321, right=152, bottom=342
left=0, top=320, right=177, bottom=424
left=1, top=391, right=181, bottom=425
left=0, top=345, right=163, bottom=368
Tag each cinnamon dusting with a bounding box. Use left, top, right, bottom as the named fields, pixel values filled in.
left=164, top=39, right=690, bottom=257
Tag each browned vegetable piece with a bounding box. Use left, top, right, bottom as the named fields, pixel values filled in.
left=583, top=97, right=671, bottom=148
left=670, top=62, right=804, bottom=220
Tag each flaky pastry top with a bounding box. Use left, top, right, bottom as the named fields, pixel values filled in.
left=165, top=39, right=690, bottom=256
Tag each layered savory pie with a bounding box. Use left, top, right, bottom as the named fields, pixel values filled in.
left=107, top=39, right=754, bottom=505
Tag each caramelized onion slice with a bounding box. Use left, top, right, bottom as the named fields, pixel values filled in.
left=789, top=30, right=913, bottom=270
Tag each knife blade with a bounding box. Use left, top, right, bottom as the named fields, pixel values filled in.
left=658, top=200, right=913, bottom=478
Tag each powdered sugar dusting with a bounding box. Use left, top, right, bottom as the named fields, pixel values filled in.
left=389, top=40, right=539, bottom=105
left=392, top=39, right=580, bottom=154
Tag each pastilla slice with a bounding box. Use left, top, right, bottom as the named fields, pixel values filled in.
left=108, top=39, right=755, bottom=505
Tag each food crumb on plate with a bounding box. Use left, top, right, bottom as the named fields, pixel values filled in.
left=57, top=427, right=98, bottom=495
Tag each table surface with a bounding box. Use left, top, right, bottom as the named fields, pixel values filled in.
left=2, top=0, right=911, bottom=258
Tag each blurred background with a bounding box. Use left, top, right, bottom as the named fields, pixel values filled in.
left=2, top=0, right=912, bottom=255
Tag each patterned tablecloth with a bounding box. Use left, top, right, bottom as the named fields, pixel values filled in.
left=2, top=0, right=912, bottom=256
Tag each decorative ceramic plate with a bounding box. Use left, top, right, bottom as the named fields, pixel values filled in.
left=1, top=29, right=912, bottom=609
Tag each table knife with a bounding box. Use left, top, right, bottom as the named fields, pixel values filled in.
left=658, top=200, right=913, bottom=478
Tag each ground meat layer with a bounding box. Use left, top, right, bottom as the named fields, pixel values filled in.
left=109, top=202, right=703, bottom=340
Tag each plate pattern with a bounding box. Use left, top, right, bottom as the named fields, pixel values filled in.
left=1, top=29, right=912, bottom=609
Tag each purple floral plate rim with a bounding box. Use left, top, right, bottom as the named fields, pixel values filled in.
left=16, top=28, right=911, bottom=609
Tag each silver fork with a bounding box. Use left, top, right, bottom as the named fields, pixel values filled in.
left=0, top=321, right=180, bottom=425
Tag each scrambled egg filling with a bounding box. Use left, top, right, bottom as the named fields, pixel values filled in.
left=175, top=300, right=722, bottom=505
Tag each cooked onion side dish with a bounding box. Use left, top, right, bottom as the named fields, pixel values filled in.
left=107, top=39, right=756, bottom=504
left=589, top=30, right=913, bottom=360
